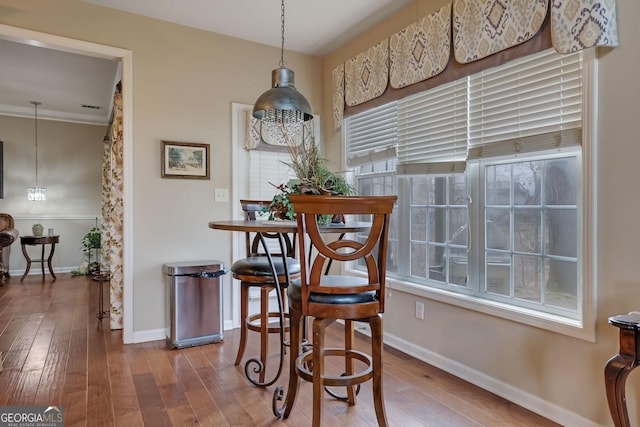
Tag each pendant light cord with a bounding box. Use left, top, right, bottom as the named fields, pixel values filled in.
left=279, top=0, right=285, bottom=68
left=32, top=101, right=40, bottom=187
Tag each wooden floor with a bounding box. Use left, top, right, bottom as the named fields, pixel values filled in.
left=0, top=273, right=560, bottom=426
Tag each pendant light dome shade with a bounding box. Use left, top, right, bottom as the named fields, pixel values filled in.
left=253, top=67, right=313, bottom=123
left=252, top=0, right=313, bottom=124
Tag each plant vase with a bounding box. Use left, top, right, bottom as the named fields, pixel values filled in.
left=32, top=225, right=43, bottom=237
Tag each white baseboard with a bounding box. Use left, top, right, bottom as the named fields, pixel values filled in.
left=8, top=266, right=76, bottom=277
left=132, top=322, right=237, bottom=344
left=382, top=332, right=600, bottom=427
left=132, top=328, right=166, bottom=344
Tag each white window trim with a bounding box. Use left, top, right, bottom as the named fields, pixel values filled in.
left=344, top=49, right=597, bottom=342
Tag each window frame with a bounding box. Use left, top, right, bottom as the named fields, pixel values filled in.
left=343, top=49, right=597, bottom=341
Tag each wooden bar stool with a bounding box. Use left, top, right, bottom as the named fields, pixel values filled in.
left=281, top=195, right=396, bottom=426
left=231, top=200, right=300, bottom=385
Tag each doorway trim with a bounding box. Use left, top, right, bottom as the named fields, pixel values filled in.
left=0, top=24, right=134, bottom=343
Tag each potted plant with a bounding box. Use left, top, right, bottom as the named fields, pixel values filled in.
left=32, top=223, right=43, bottom=237
left=81, top=227, right=101, bottom=273
left=267, top=130, right=355, bottom=223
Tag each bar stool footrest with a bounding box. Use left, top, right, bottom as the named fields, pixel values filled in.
left=295, top=347, right=373, bottom=387
left=246, top=312, right=290, bottom=334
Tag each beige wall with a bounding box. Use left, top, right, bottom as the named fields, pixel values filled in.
left=321, top=1, right=639, bottom=426
left=0, top=115, right=104, bottom=272
left=1, top=0, right=637, bottom=424
left=0, top=0, right=322, bottom=334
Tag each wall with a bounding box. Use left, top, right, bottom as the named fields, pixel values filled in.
left=321, top=1, right=638, bottom=426
left=0, top=114, right=104, bottom=274
left=0, top=0, right=322, bottom=336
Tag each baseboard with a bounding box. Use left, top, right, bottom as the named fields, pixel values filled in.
left=132, top=322, right=237, bottom=345
left=8, top=266, right=76, bottom=277
left=382, top=332, right=600, bottom=427
left=132, top=328, right=166, bottom=344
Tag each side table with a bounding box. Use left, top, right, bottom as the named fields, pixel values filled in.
left=20, top=235, right=60, bottom=281
left=605, top=311, right=640, bottom=427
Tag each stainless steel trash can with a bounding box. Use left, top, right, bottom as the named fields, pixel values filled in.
left=164, top=260, right=228, bottom=349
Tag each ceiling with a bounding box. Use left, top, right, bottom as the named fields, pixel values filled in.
left=0, top=0, right=413, bottom=125
left=83, top=0, right=413, bottom=57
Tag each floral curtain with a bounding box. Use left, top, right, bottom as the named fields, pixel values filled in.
left=101, top=85, right=124, bottom=330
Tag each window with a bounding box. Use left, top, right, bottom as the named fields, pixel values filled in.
left=345, top=49, right=596, bottom=339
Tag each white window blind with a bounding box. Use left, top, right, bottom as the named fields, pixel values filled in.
left=468, top=49, right=582, bottom=159
left=248, top=150, right=296, bottom=200
left=346, top=102, right=398, bottom=167
left=397, top=79, right=468, bottom=174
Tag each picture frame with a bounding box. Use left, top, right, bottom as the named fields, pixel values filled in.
left=161, top=140, right=210, bottom=180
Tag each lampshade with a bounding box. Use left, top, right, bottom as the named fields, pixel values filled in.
left=27, top=186, right=46, bottom=201
left=252, top=0, right=313, bottom=124
left=27, top=101, right=46, bottom=201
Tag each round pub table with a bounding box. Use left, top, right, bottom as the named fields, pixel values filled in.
left=20, top=235, right=59, bottom=281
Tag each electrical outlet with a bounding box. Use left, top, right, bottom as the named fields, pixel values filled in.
left=214, top=188, right=229, bottom=202
left=415, top=301, right=424, bottom=320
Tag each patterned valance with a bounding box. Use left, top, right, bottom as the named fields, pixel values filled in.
left=452, top=0, right=548, bottom=64
left=550, top=0, right=618, bottom=53
left=345, top=39, right=389, bottom=107
left=332, top=0, right=618, bottom=127
left=389, top=4, right=451, bottom=89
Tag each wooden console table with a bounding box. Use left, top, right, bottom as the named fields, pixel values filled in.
left=20, top=235, right=59, bottom=281
left=605, top=312, right=640, bottom=427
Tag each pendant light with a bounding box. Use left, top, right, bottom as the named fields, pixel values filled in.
left=27, top=101, right=46, bottom=201
left=252, top=0, right=313, bottom=124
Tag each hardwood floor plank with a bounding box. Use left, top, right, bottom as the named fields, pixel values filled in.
left=0, top=274, right=562, bottom=426
left=63, top=328, right=88, bottom=394
left=105, top=331, right=142, bottom=419
left=6, top=368, right=42, bottom=406
left=2, top=313, right=43, bottom=369
left=184, top=387, right=228, bottom=426
left=62, top=389, right=88, bottom=427
left=34, top=350, right=67, bottom=404
left=132, top=372, right=173, bottom=427
left=114, top=410, right=145, bottom=427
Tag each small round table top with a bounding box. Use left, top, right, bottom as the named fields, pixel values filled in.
left=20, top=235, right=60, bottom=245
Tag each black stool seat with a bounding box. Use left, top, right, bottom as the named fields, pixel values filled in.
left=288, top=276, right=376, bottom=305
left=232, top=256, right=300, bottom=279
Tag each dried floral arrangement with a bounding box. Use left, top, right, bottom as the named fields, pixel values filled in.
left=267, top=127, right=355, bottom=222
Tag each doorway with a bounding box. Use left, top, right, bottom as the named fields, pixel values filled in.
left=0, top=24, right=134, bottom=343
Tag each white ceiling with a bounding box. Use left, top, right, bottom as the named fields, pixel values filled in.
left=83, top=0, right=413, bottom=56
left=0, top=38, right=121, bottom=125
left=0, top=0, right=413, bottom=125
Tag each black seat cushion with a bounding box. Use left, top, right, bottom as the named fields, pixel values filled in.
left=231, top=256, right=300, bottom=278
left=287, top=276, right=377, bottom=305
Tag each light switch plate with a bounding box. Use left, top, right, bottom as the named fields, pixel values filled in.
left=214, top=188, right=229, bottom=202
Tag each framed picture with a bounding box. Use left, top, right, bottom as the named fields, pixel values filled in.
left=161, top=141, right=210, bottom=179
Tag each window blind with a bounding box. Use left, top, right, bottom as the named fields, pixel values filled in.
left=468, top=48, right=582, bottom=157
left=397, top=79, right=468, bottom=174
left=346, top=102, right=398, bottom=167
left=248, top=150, right=296, bottom=200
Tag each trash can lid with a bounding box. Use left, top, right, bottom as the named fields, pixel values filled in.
left=163, top=260, right=225, bottom=276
